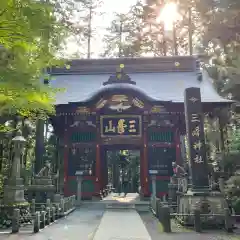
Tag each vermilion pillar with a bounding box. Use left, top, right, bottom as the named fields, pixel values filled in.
left=95, top=144, right=101, bottom=193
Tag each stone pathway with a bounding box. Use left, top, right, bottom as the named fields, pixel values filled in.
left=1, top=193, right=240, bottom=239
left=93, top=209, right=151, bottom=240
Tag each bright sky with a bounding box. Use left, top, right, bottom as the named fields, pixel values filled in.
left=92, top=0, right=138, bottom=56
left=67, top=0, right=180, bottom=58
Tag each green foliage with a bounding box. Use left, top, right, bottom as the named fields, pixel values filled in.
left=225, top=174, right=240, bottom=197
left=196, top=0, right=240, bottom=98
left=0, top=0, right=70, bottom=117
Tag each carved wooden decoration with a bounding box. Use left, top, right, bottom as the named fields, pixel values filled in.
left=76, top=107, right=90, bottom=114
left=150, top=105, right=166, bottom=113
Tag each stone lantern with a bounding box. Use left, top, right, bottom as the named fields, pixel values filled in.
left=4, top=131, right=27, bottom=204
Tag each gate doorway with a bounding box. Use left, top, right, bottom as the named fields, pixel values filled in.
left=100, top=145, right=142, bottom=195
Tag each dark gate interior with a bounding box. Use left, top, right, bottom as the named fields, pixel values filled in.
left=100, top=144, right=141, bottom=193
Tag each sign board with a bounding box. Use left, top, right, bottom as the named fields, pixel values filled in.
left=149, top=170, right=158, bottom=175
left=75, top=171, right=84, bottom=176
left=184, top=87, right=209, bottom=188
left=100, top=115, right=141, bottom=137
left=148, top=147, right=175, bottom=176
left=68, top=147, right=95, bottom=177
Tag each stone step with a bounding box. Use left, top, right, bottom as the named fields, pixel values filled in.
left=135, top=203, right=150, bottom=212
left=106, top=203, right=135, bottom=210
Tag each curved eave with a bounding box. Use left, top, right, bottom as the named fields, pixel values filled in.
left=68, top=83, right=172, bottom=104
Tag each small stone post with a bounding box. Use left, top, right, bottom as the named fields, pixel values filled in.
left=46, top=207, right=51, bottom=225
left=46, top=198, right=51, bottom=208
left=55, top=204, right=60, bottom=218
left=40, top=211, right=45, bottom=228
left=12, top=209, right=20, bottom=233
left=31, top=199, right=36, bottom=215
left=156, top=198, right=161, bottom=218
left=66, top=197, right=70, bottom=211
left=72, top=195, right=75, bottom=208
left=151, top=175, right=157, bottom=199
left=224, top=208, right=233, bottom=232
left=51, top=207, right=56, bottom=222
left=60, top=198, right=65, bottom=216
left=33, top=212, right=40, bottom=233
left=77, top=175, right=83, bottom=205
left=194, top=209, right=201, bottom=232
left=161, top=206, right=171, bottom=233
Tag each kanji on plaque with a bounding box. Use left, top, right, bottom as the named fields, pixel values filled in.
left=129, top=120, right=137, bottom=132
left=117, top=119, right=127, bottom=134
left=101, top=116, right=141, bottom=136
left=105, top=120, right=116, bottom=133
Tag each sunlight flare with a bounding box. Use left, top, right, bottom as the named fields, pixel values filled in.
left=157, top=2, right=181, bottom=31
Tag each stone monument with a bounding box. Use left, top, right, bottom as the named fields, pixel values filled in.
left=3, top=131, right=28, bottom=205
left=177, top=87, right=228, bottom=226
left=27, top=160, right=59, bottom=203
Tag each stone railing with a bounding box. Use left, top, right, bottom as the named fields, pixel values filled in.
left=7, top=195, right=76, bottom=234
left=150, top=197, right=236, bottom=233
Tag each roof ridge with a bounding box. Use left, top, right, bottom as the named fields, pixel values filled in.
left=50, top=56, right=198, bottom=75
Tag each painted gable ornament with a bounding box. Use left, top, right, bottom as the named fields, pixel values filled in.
left=96, top=64, right=146, bottom=112
left=108, top=94, right=131, bottom=112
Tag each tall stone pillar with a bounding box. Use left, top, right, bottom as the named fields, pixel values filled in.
left=184, top=87, right=209, bottom=191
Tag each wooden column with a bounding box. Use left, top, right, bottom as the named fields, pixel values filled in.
left=63, top=127, right=69, bottom=196
left=95, top=144, right=101, bottom=193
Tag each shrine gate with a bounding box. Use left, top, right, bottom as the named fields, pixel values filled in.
left=50, top=56, right=231, bottom=199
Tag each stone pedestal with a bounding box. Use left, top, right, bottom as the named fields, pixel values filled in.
left=27, top=177, right=55, bottom=203
left=178, top=189, right=228, bottom=226
left=3, top=178, right=26, bottom=204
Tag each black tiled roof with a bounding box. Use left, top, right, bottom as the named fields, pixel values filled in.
left=49, top=57, right=231, bottom=105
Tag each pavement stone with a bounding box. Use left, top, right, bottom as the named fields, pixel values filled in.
left=93, top=209, right=151, bottom=240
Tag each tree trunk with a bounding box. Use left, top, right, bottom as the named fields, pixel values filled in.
left=34, top=119, right=45, bottom=174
